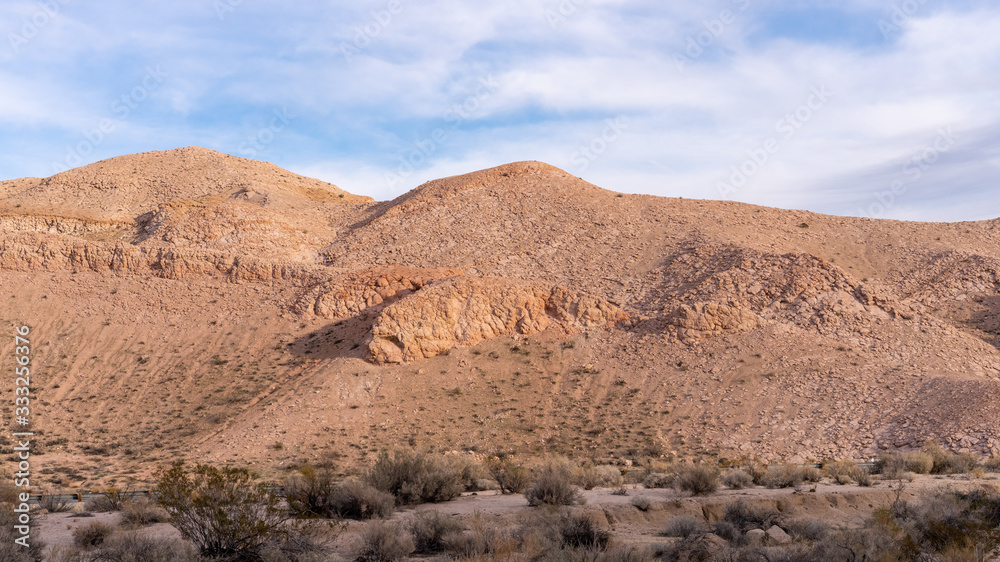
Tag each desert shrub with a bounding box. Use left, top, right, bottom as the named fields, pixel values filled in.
left=559, top=512, right=610, bottom=550
left=119, top=500, right=170, bottom=526
left=785, top=519, right=830, bottom=541
left=485, top=456, right=531, bottom=494
left=739, top=462, right=768, bottom=485
left=447, top=454, right=493, bottom=492
left=154, top=462, right=296, bottom=560
left=642, top=472, right=674, bottom=489
left=985, top=456, right=1000, bottom=472
left=595, top=545, right=656, bottom=562
left=722, top=469, right=753, bottom=490
left=0, top=502, right=45, bottom=561
left=904, top=451, right=934, bottom=474
left=354, top=521, right=414, bottom=562
left=761, top=464, right=812, bottom=489
left=941, top=452, right=980, bottom=475
left=444, top=514, right=517, bottom=559
left=524, top=464, right=584, bottom=506
left=367, top=450, right=464, bottom=505
left=921, top=440, right=979, bottom=474
left=61, top=531, right=201, bottom=562
left=328, top=479, right=395, bottom=520
left=855, top=467, right=874, bottom=487
left=286, top=465, right=336, bottom=517
left=801, top=466, right=823, bottom=483
left=712, top=520, right=744, bottom=545
left=631, top=495, right=651, bottom=511
left=574, top=464, right=624, bottom=490
left=83, top=495, right=116, bottom=513
left=723, top=498, right=781, bottom=531
left=664, top=515, right=703, bottom=538
left=673, top=464, right=719, bottom=495
left=408, top=510, right=464, bottom=554
left=40, top=491, right=73, bottom=513
left=72, top=521, right=115, bottom=549
left=824, top=460, right=858, bottom=483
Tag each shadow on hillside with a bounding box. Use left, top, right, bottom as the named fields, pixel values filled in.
left=285, top=313, right=374, bottom=362
left=965, top=294, right=1000, bottom=350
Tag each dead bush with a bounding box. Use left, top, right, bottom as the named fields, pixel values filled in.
left=408, top=510, right=464, bottom=554
left=722, top=498, right=781, bottom=532
left=641, top=472, right=674, bottom=489
left=354, top=521, right=414, bottom=562
left=673, top=464, right=719, bottom=496
left=721, top=469, right=753, bottom=490
left=663, top=515, right=704, bottom=538
left=329, top=479, right=396, bottom=520
left=631, top=496, right=652, bottom=511
left=72, top=521, right=115, bottom=549
left=40, top=491, right=73, bottom=513
left=558, top=512, right=610, bottom=550
left=0, top=503, right=45, bottom=561
left=367, top=450, right=464, bottom=505
left=286, top=465, right=336, bottom=517
left=524, top=464, right=584, bottom=506
left=985, top=456, right=1000, bottom=472
left=485, top=456, right=531, bottom=494
left=119, top=500, right=170, bottom=527
left=761, top=464, right=814, bottom=489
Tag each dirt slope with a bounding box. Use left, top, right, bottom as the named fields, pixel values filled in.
left=1, top=148, right=999, bottom=489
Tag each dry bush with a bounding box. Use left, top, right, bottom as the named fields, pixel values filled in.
left=574, top=464, right=623, bottom=489
left=83, top=495, right=116, bottom=513
left=0, top=503, right=45, bottom=561
left=56, top=531, right=201, bottom=562
left=761, top=464, right=818, bottom=489
left=641, top=472, right=674, bottom=489
left=630, top=495, right=652, bottom=511
left=673, top=464, right=720, bottom=496
left=328, top=479, right=395, bottom=520
left=524, top=464, right=584, bottom=506
left=446, top=454, right=493, bottom=492
left=785, top=518, right=830, bottom=541
left=663, top=515, right=704, bottom=538
left=904, top=451, right=934, bottom=474
left=154, top=462, right=319, bottom=560
left=855, top=467, right=874, bottom=487
left=285, top=465, right=336, bottom=517
left=444, top=513, right=517, bottom=559
left=408, top=510, right=464, bottom=554
left=367, top=450, right=464, bottom=505
left=485, top=456, right=531, bottom=494
left=722, top=498, right=781, bottom=532
left=922, top=440, right=980, bottom=474
left=558, top=512, right=610, bottom=550
left=40, top=491, right=73, bottom=513
left=721, top=469, right=753, bottom=490
left=354, top=521, right=414, bottom=562
left=72, top=521, right=115, bottom=549
left=985, top=456, right=1000, bottom=472
left=119, top=500, right=170, bottom=527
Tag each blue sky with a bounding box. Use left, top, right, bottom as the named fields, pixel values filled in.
left=2, top=0, right=998, bottom=221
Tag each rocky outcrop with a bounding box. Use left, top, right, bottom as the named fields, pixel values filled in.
left=670, top=302, right=766, bottom=342
left=297, top=266, right=464, bottom=320
left=0, top=232, right=322, bottom=283
left=368, top=277, right=626, bottom=364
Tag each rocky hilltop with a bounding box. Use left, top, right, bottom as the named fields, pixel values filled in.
left=2, top=147, right=999, bottom=487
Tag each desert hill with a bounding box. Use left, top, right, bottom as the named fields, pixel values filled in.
left=1, top=147, right=999, bottom=489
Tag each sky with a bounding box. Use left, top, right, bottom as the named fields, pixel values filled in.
left=2, top=0, right=998, bottom=221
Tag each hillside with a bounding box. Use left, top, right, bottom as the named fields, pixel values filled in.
left=2, top=147, right=999, bottom=489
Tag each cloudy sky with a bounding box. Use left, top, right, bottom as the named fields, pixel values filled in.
left=2, top=0, right=997, bottom=221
